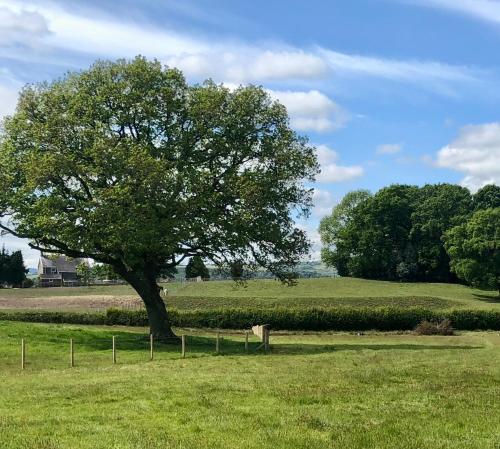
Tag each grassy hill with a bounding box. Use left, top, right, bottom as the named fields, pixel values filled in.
left=0, top=277, right=498, bottom=312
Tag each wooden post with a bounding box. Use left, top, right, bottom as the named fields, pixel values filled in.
left=112, top=336, right=116, bottom=364
left=216, top=332, right=220, bottom=354
left=181, top=335, right=186, bottom=358
left=70, top=338, right=74, bottom=368
left=245, top=331, right=249, bottom=353
left=264, top=329, right=270, bottom=352
left=150, top=334, right=154, bottom=361
left=21, top=338, right=25, bottom=370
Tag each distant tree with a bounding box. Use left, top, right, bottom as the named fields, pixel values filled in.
left=76, top=262, right=93, bottom=286
left=473, top=184, right=500, bottom=211
left=0, top=247, right=27, bottom=287
left=444, top=208, right=500, bottom=295
left=230, top=260, right=245, bottom=279
left=0, top=246, right=9, bottom=286
left=7, top=251, right=27, bottom=287
left=93, top=263, right=121, bottom=281
left=319, top=183, right=481, bottom=283
left=0, top=57, right=317, bottom=338
left=410, top=184, right=472, bottom=282
left=185, top=255, right=210, bottom=279
left=319, top=189, right=372, bottom=276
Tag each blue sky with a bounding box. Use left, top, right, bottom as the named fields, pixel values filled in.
left=1, top=0, right=500, bottom=266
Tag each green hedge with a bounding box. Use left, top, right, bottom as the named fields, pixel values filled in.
left=1, top=307, right=499, bottom=331
left=0, top=311, right=107, bottom=325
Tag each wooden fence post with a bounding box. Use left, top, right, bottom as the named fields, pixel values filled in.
left=245, top=331, right=249, bottom=353
left=181, top=335, right=186, bottom=358
left=216, top=332, right=220, bottom=354
left=70, top=338, right=74, bottom=368
left=264, top=329, right=270, bottom=352
left=112, top=336, right=116, bottom=364
left=150, top=334, right=154, bottom=361
left=21, top=338, right=25, bottom=370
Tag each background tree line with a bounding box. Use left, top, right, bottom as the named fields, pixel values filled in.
left=76, top=262, right=122, bottom=285
left=0, top=247, right=28, bottom=287
left=319, top=183, right=500, bottom=292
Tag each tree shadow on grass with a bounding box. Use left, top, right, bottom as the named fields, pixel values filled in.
left=56, top=332, right=263, bottom=356
left=7, top=326, right=483, bottom=358
left=472, top=293, right=500, bottom=303
left=270, top=342, right=482, bottom=356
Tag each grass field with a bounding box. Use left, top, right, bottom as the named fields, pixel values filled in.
left=0, top=277, right=498, bottom=312
left=0, top=321, right=499, bottom=448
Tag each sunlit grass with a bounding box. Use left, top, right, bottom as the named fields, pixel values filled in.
left=0, top=321, right=499, bottom=448
left=0, top=277, right=499, bottom=312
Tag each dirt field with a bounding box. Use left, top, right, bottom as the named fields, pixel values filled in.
left=0, top=294, right=143, bottom=312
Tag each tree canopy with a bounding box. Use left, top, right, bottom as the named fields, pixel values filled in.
left=0, top=57, right=318, bottom=338
left=0, top=247, right=27, bottom=287
left=185, top=255, right=210, bottom=280
left=319, top=183, right=498, bottom=285
left=443, top=208, right=500, bottom=295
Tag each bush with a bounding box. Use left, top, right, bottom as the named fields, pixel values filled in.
left=1, top=308, right=499, bottom=331
left=21, top=278, right=34, bottom=288
left=415, top=319, right=454, bottom=335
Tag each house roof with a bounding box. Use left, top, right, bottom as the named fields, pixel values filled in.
left=39, top=256, right=83, bottom=273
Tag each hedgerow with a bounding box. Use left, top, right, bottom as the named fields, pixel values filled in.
left=0, top=307, right=499, bottom=331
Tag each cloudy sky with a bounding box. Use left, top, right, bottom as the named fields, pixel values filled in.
left=1, top=0, right=500, bottom=267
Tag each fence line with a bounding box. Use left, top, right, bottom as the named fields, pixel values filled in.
left=9, top=330, right=270, bottom=372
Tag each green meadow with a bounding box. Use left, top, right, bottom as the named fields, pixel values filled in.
left=0, top=321, right=499, bottom=449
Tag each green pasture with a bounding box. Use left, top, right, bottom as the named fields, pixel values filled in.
left=0, top=277, right=498, bottom=311
left=0, top=321, right=499, bottom=449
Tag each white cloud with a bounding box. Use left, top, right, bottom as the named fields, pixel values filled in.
left=317, top=164, right=364, bottom=183
left=0, top=0, right=207, bottom=59
left=311, top=188, right=338, bottom=218
left=319, top=47, right=478, bottom=93
left=409, top=0, right=500, bottom=26
left=0, top=83, right=20, bottom=118
left=0, top=70, right=22, bottom=119
left=0, top=229, right=39, bottom=268
left=435, top=122, right=500, bottom=191
left=0, top=0, right=480, bottom=96
left=169, top=50, right=329, bottom=83
left=376, top=143, right=402, bottom=154
left=268, top=90, right=348, bottom=132
left=0, top=6, right=50, bottom=47
left=314, top=144, right=364, bottom=183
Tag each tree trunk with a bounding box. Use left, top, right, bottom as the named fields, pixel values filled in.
left=121, top=270, right=178, bottom=341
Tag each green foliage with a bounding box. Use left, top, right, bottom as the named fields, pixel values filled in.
left=473, top=184, right=500, bottom=210
left=76, top=262, right=93, bottom=285
left=92, top=263, right=121, bottom=281
left=319, top=189, right=371, bottom=276
left=444, top=208, right=500, bottom=294
left=410, top=184, right=472, bottom=282
left=0, top=56, right=318, bottom=335
left=0, top=247, right=27, bottom=287
left=229, top=260, right=245, bottom=279
left=0, top=56, right=318, bottom=283
left=319, top=183, right=478, bottom=283
left=185, top=255, right=210, bottom=279
left=2, top=307, right=499, bottom=331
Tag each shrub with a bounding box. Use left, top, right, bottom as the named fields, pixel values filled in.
left=21, top=278, right=34, bottom=288
left=415, top=319, right=454, bottom=335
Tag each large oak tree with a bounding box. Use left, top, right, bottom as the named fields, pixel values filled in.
left=0, top=57, right=318, bottom=338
